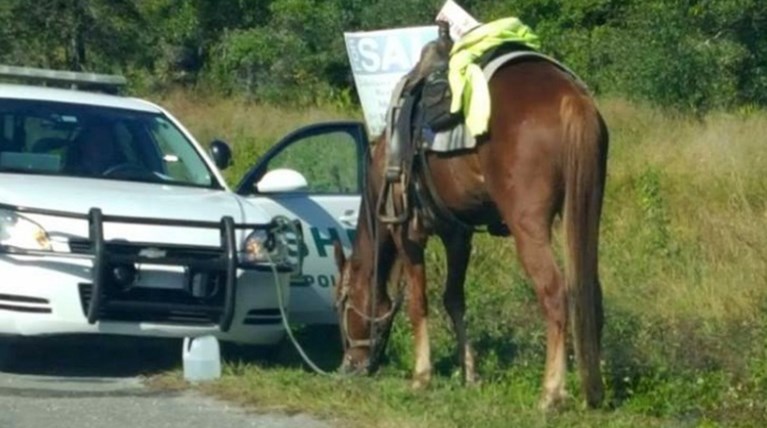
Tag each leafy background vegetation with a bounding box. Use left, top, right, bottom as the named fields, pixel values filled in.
left=1, top=0, right=766, bottom=113
left=2, top=1, right=766, bottom=426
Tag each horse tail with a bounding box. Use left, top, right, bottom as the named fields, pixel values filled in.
left=561, top=93, right=608, bottom=408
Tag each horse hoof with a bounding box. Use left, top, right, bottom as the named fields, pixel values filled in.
left=464, top=370, right=481, bottom=387
left=538, top=391, right=570, bottom=412
left=465, top=376, right=481, bottom=388
left=411, top=372, right=431, bottom=390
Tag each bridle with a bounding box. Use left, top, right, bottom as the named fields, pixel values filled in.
left=335, top=142, right=406, bottom=370
left=336, top=276, right=403, bottom=350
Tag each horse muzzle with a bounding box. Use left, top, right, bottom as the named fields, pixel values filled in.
left=338, top=351, right=373, bottom=376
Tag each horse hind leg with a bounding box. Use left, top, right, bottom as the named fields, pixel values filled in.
left=439, top=229, right=479, bottom=385
left=507, top=209, right=569, bottom=411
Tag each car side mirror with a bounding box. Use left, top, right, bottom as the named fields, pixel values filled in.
left=209, top=139, right=232, bottom=170
left=256, top=168, right=308, bottom=193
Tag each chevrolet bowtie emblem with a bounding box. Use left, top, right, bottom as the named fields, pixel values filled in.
left=139, top=247, right=166, bottom=259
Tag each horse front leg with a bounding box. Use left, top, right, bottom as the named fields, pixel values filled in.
left=406, top=258, right=431, bottom=389
left=439, top=229, right=478, bottom=385
left=397, top=231, right=431, bottom=389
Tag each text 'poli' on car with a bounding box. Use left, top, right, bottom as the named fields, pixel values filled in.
left=0, top=65, right=372, bottom=347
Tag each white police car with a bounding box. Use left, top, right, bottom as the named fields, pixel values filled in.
left=0, top=65, right=367, bottom=345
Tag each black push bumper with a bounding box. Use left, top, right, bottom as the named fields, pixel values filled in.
left=0, top=203, right=299, bottom=332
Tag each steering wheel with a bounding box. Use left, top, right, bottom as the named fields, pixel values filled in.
left=102, top=162, right=153, bottom=178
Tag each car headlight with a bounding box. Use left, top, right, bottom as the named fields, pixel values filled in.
left=240, top=217, right=303, bottom=276
left=0, top=209, right=52, bottom=251
left=242, top=229, right=277, bottom=263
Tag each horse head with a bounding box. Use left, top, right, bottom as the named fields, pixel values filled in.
left=333, top=240, right=373, bottom=374
left=333, top=229, right=399, bottom=376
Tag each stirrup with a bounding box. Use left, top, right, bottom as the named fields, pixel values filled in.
left=376, top=178, right=409, bottom=224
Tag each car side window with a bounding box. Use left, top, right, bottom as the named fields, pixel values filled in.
left=266, top=131, right=360, bottom=194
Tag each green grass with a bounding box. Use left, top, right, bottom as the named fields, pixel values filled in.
left=146, top=92, right=767, bottom=427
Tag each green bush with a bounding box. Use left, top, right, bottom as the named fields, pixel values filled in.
left=0, top=1, right=765, bottom=112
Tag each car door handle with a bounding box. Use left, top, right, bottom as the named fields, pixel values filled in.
left=338, top=210, right=358, bottom=227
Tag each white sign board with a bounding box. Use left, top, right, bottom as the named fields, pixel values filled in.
left=343, top=26, right=438, bottom=137
left=436, top=0, right=481, bottom=41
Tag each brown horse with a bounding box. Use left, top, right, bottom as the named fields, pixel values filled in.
left=332, top=47, right=609, bottom=410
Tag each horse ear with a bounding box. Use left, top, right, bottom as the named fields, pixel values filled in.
left=332, top=240, right=346, bottom=272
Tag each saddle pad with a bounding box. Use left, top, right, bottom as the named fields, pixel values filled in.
left=416, top=50, right=587, bottom=153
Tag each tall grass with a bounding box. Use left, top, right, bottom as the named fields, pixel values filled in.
left=148, top=91, right=767, bottom=426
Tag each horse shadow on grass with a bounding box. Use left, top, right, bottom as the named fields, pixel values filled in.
left=376, top=291, right=662, bottom=412
left=169, top=302, right=663, bottom=412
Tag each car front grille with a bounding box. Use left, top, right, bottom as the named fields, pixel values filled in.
left=243, top=308, right=282, bottom=326
left=78, top=282, right=220, bottom=326
left=0, top=293, right=52, bottom=314
left=68, top=238, right=91, bottom=254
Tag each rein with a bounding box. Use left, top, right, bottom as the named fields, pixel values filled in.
left=335, top=143, right=406, bottom=369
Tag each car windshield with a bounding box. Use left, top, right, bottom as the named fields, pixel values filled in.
left=0, top=98, right=218, bottom=188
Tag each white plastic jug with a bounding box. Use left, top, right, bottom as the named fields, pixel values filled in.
left=182, top=335, right=221, bottom=382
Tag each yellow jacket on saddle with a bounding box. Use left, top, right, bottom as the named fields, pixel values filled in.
left=448, top=17, right=541, bottom=137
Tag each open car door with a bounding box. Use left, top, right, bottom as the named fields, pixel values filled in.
left=235, top=121, right=367, bottom=325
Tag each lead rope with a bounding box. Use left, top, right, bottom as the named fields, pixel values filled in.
left=267, top=216, right=334, bottom=376
left=265, top=145, right=389, bottom=376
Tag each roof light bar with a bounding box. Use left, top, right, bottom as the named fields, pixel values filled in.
left=0, top=64, right=127, bottom=89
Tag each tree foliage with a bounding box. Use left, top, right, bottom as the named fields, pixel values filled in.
left=0, top=0, right=764, bottom=112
